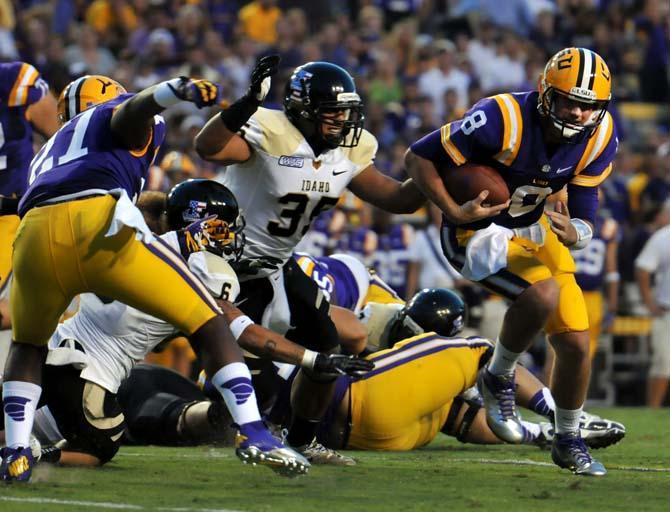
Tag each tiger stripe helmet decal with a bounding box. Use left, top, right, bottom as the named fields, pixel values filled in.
left=57, top=75, right=127, bottom=123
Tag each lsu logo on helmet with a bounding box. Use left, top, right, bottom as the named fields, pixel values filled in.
left=538, top=47, right=611, bottom=140
left=57, top=75, right=127, bottom=123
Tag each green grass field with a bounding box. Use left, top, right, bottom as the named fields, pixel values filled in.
left=2, top=407, right=669, bottom=512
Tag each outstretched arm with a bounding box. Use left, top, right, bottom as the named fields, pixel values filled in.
left=195, top=55, right=280, bottom=165
left=348, top=164, right=425, bottom=214
left=217, top=300, right=373, bottom=378
left=111, top=77, right=220, bottom=151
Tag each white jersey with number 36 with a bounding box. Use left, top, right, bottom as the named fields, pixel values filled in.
left=221, top=108, right=377, bottom=271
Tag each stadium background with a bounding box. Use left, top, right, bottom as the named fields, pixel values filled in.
left=2, top=0, right=669, bottom=406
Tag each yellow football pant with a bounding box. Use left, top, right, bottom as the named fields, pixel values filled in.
left=11, top=195, right=219, bottom=345
left=347, top=333, right=491, bottom=451
left=0, top=214, right=20, bottom=291
left=444, top=215, right=588, bottom=334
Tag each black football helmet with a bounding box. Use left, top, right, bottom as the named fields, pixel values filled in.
left=284, top=61, right=364, bottom=149
left=166, top=179, right=245, bottom=260
left=387, top=288, right=467, bottom=344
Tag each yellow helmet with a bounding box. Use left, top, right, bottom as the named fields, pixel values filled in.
left=57, top=75, right=127, bottom=124
left=538, top=47, right=611, bottom=140
left=160, top=151, right=197, bottom=176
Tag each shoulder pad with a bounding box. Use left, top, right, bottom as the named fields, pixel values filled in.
left=188, top=252, right=241, bottom=302
left=242, top=107, right=304, bottom=156
left=343, top=129, right=378, bottom=172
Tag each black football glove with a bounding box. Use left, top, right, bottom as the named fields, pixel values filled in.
left=247, top=54, right=281, bottom=103
left=230, top=256, right=284, bottom=276
left=312, top=354, right=375, bottom=378
left=167, top=77, right=221, bottom=108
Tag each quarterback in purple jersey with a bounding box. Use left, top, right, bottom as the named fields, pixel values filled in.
left=0, top=61, right=58, bottom=291
left=1, top=74, right=309, bottom=481
left=405, top=48, right=617, bottom=476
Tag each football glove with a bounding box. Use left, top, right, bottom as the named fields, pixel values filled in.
left=247, top=55, right=281, bottom=103
left=312, top=354, right=375, bottom=378
left=230, top=256, right=284, bottom=276
left=177, top=214, right=231, bottom=257
left=167, top=77, right=221, bottom=108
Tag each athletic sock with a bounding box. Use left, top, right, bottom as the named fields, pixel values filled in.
left=528, top=387, right=556, bottom=420
left=3, top=381, right=42, bottom=449
left=210, top=363, right=261, bottom=426
left=487, top=342, right=521, bottom=376
left=555, top=406, right=583, bottom=436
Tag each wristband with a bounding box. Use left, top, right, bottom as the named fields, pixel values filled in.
left=605, top=271, right=620, bottom=283
left=229, top=315, right=253, bottom=340
left=219, top=95, right=260, bottom=133
left=153, top=79, right=183, bottom=108
left=570, top=218, right=593, bottom=249
left=300, top=349, right=318, bottom=370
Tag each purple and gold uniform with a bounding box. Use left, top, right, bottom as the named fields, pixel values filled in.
left=294, top=252, right=403, bottom=313
left=11, top=94, right=221, bottom=346
left=412, top=88, right=617, bottom=334
left=371, top=223, right=415, bottom=299
left=572, top=215, right=618, bottom=356
left=0, top=62, right=50, bottom=197
left=324, top=333, right=491, bottom=451
left=0, top=62, right=50, bottom=287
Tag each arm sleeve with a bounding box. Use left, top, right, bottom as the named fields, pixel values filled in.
left=567, top=183, right=599, bottom=226
left=5, top=62, right=49, bottom=107
left=409, top=96, right=504, bottom=168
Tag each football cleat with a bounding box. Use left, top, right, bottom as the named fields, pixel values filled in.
left=235, top=421, right=310, bottom=477
left=296, top=439, right=356, bottom=466
left=551, top=432, right=607, bottom=476
left=1, top=446, right=35, bottom=482
left=477, top=369, right=527, bottom=444
left=536, top=416, right=626, bottom=451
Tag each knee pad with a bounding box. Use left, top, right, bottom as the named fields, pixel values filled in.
left=441, top=395, right=482, bottom=443
left=545, top=273, right=589, bottom=335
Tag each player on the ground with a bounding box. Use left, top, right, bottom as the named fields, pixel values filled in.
left=404, top=48, right=618, bottom=476
left=0, top=61, right=58, bottom=296
left=0, top=75, right=309, bottom=481
left=195, top=56, right=424, bottom=462
left=101, top=289, right=624, bottom=455
left=1, top=179, right=370, bottom=468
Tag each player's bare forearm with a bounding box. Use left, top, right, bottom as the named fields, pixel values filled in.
left=636, top=268, right=661, bottom=315
left=26, top=92, right=59, bottom=138
left=330, top=306, right=367, bottom=355
left=348, top=164, right=425, bottom=214
left=217, top=299, right=305, bottom=364
left=404, top=150, right=460, bottom=219
left=194, top=115, right=251, bottom=164
left=110, top=87, right=164, bottom=151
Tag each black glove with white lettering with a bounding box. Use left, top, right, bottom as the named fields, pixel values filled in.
left=229, top=256, right=284, bottom=276
left=312, top=354, right=375, bottom=378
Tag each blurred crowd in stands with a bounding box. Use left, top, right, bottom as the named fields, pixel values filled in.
left=3, top=0, right=670, bottom=403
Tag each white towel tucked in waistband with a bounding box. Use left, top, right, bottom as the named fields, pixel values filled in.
left=461, top=223, right=514, bottom=281
left=104, top=189, right=154, bottom=243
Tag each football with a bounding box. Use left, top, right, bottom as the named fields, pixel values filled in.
left=441, top=162, right=510, bottom=206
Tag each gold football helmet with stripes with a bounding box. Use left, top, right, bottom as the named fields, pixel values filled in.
left=57, top=75, right=126, bottom=124
left=538, top=47, right=611, bottom=141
